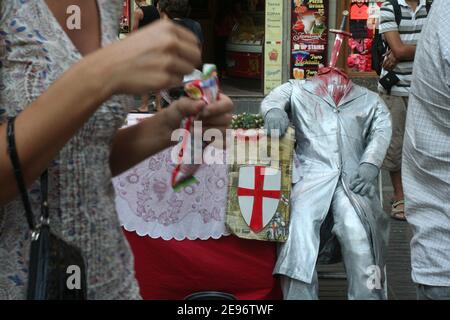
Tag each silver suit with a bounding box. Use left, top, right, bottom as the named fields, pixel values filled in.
left=261, top=80, right=392, bottom=300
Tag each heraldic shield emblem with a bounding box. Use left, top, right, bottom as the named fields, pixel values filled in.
left=226, top=126, right=295, bottom=242
left=237, top=166, right=281, bottom=233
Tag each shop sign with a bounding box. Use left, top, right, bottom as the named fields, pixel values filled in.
left=264, top=0, right=284, bottom=95
left=291, top=0, right=329, bottom=79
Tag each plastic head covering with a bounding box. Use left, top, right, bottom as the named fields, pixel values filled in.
left=313, top=10, right=352, bottom=105
left=313, top=67, right=352, bottom=106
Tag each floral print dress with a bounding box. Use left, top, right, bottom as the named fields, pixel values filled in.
left=0, top=0, right=141, bottom=299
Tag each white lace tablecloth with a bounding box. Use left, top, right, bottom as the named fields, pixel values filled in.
left=113, top=114, right=230, bottom=240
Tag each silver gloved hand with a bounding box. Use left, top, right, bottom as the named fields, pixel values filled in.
left=264, top=109, right=290, bottom=137
left=349, top=163, right=379, bottom=197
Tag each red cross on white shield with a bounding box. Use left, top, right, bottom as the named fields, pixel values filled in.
left=237, top=166, right=281, bottom=233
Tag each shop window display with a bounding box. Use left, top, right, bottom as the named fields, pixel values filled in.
left=346, top=0, right=383, bottom=73
left=226, top=0, right=266, bottom=79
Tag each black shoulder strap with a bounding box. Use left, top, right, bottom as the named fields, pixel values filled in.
left=388, top=0, right=402, bottom=26
left=40, top=170, right=49, bottom=221
left=426, top=0, right=433, bottom=14
left=6, top=117, right=49, bottom=230
left=7, top=117, right=35, bottom=230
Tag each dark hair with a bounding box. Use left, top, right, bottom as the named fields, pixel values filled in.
left=173, top=18, right=204, bottom=45
left=158, top=0, right=190, bottom=18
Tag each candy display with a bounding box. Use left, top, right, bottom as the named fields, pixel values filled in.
left=347, top=37, right=373, bottom=72
left=171, top=64, right=220, bottom=191
left=346, top=0, right=383, bottom=74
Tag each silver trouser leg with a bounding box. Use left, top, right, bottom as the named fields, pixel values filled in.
left=281, top=272, right=319, bottom=300
left=331, top=183, right=386, bottom=300
left=417, top=285, right=450, bottom=300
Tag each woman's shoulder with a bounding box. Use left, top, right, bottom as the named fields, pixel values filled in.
left=0, top=0, right=16, bottom=25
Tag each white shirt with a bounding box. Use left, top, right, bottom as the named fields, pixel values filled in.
left=402, top=0, right=450, bottom=286
left=378, top=0, right=429, bottom=97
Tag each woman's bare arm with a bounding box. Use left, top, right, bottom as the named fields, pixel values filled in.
left=0, top=21, right=201, bottom=205
left=0, top=56, right=110, bottom=204
left=110, top=94, right=234, bottom=176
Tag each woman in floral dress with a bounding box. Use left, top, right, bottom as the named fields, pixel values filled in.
left=0, top=0, right=233, bottom=299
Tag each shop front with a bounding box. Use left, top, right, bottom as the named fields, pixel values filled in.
left=289, top=0, right=383, bottom=90
left=119, top=0, right=289, bottom=97
left=290, top=0, right=329, bottom=80
left=336, top=0, right=384, bottom=90
left=118, top=1, right=380, bottom=98
left=187, top=0, right=283, bottom=96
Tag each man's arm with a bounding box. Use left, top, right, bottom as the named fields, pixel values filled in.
left=379, top=3, right=416, bottom=62
left=260, top=82, right=293, bottom=137
left=359, top=97, right=392, bottom=169
left=383, top=31, right=416, bottom=61
left=260, top=82, right=293, bottom=117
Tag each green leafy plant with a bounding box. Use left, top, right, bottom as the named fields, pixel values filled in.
left=231, top=113, right=264, bottom=130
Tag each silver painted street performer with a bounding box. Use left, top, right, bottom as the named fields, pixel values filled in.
left=260, top=12, right=392, bottom=300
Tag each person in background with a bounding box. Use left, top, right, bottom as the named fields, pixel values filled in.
left=133, top=0, right=161, bottom=112
left=134, top=0, right=160, bottom=31
left=378, top=0, right=430, bottom=221
left=154, top=0, right=203, bottom=111
left=157, top=0, right=204, bottom=48
left=214, top=1, right=242, bottom=79
left=402, top=0, right=450, bottom=300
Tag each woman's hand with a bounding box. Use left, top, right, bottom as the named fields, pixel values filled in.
left=162, top=93, right=235, bottom=135
left=201, top=94, right=235, bottom=134
left=110, top=94, right=234, bottom=176
left=94, top=20, right=202, bottom=96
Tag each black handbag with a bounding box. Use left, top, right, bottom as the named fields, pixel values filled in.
left=379, top=70, right=400, bottom=95
left=6, top=117, right=87, bottom=300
